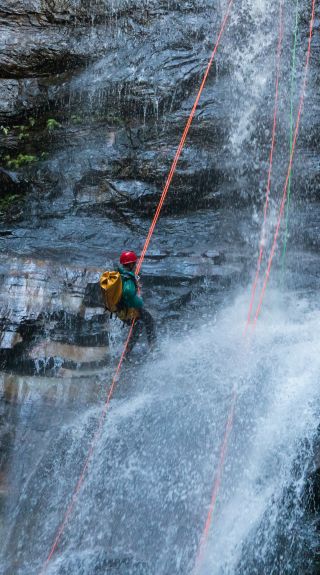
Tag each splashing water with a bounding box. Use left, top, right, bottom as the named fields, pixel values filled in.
left=1, top=283, right=319, bottom=574
left=0, top=0, right=319, bottom=574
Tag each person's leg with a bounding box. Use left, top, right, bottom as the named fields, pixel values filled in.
left=139, top=308, right=156, bottom=347
left=125, top=318, right=144, bottom=355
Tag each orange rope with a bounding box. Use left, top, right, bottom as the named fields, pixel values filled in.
left=193, top=1, right=316, bottom=571
left=39, top=2, right=233, bottom=571
left=193, top=389, right=236, bottom=575
left=245, top=0, right=284, bottom=333
left=39, top=323, right=134, bottom=575
left=254, top=0, right=316, bottom=325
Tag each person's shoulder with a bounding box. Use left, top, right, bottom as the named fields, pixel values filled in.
left=122, top=273, right=136, bottom=289
left=121, top=272, right=135, bottom=281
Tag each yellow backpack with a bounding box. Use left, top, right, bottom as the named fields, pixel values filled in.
left=99, top=271, right=122, bottom=313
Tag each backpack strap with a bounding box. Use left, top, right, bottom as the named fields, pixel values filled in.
left=121, top=271, right=138, bottom=288
left=118, top=271, right=137, bottom=311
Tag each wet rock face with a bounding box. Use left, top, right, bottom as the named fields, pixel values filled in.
left=0, top=1, right=105, bottom=117
left=0, top=1, right=217, bottom=116
left=0, top=0, right=232, bottom=360
left=0, top=255, right=109, bottom=374
left=0, top=0, right=226, bottom=222
left=0, top=240, right=238, bottom=376
left=0, top=0, right=318, bottom=380
left=0, top=168, right=29, bottom=196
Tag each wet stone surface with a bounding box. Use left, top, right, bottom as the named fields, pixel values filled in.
left=0, top=206, right=245, bottom=376
left=0, top=2, right=319, bottom=574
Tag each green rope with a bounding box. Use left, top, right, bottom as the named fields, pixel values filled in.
left=281, top=0, right=300, bottom=273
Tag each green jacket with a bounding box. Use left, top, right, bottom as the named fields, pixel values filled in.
left=118, top=265, right=144, bottom=309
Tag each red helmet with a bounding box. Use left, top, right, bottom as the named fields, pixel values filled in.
left=119, top=250, right=138, bottom=265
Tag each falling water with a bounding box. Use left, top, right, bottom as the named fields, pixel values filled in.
left=0, top=0, right=319, bottom=574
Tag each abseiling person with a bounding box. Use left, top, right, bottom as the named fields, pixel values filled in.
left=100, top=250, right=156, bottom=355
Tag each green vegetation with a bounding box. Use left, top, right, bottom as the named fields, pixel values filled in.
left=0, top=113, right=117, bottom=175
left=46, top=118, right=61, bottom=131
left=0, top=125, right=9, bottom=136
left=17, top=125, right=30, bottom=141
left=0, top=116, right=62, bottom=143
left=104, top=113, right=124, bottom=127
left=4, top=154, right=37, bottom=169
left=12, top=117, right=38, bottom=140
left=71, top=114, right=82, bottom=124
left=0, top=194, right=22, bottom=214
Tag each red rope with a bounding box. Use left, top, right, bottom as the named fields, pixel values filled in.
left=39, top=323, right=134, bottom=575
left=193, top=389, right=236, bottom=575
left=254, top=0, right=316, bottom=325
left=39, top=2, right=233, bottom=572
left=245, top=0, right=284, bottom=333
left=193, top=1, right=316, bottom=570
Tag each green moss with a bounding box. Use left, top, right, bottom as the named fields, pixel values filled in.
left=12, top=124, right=31, bottom=141
left=0, top=194, right=22, bottom=214
left=108, top=115, right=124, bottom=127
left=4, top=154, right=38, bottom=169
left=18, top=132, right=30, bottom=141
left=0, top=125, right=10, bottom=136
left=71, top=114, right=82, bottom=124
left=47, top=118, right=61, bottom=131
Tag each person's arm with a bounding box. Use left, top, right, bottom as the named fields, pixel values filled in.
left=122, top=279, right=144, bottom=309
